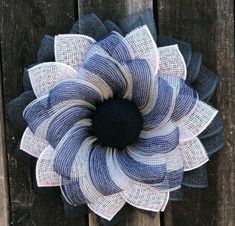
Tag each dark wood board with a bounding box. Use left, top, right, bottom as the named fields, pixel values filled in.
left=156, top=0, right=235, bottom=225
left=0, top=1, right=87, bottom=225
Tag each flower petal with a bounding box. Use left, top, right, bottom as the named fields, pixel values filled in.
left=171, top=79, right=198, bottom=122
left=179, top=137, right=209, bottom=171
left=143, top=77, right=176, bottom=129
left=20, top=127, right=49, bottom=158
left=153, top=148, right=184, bottom=191
left=201, top=131, right=224, bottom=157
left=116, top=149, right=166, bottom=184
left=177, top=100, right=218, bottom=141
left=125, top=25, right=159, bottom=75
left=61, top=178, right=87, bottom=206
left=104, top=20, right=123, bottom=34
left=182, top=164, right=208, bottom=188
left=186, top=52, right=202, bottom=83
left=88, top=193, right=126, bottom=221
left=89, top=144, right=122, bottom=196
left=37, top=35, right=55, bottom=63
left=82, top=54, right=129, bottom=97
left=90, top=32, right=134, bottom=63
left=46, top=105, right=92, bottom=148
left=24, top=79, right=100, bottom=136
left=169, top=188, right=184, bottom=201
left=192, top=65, right=219, bottom=101
left=123, top=59, right=153, bottom=110
left=135, top=120, right=179, bottom=155
left=157, top=35, right=192, bottom=66
left=199, top=113, right=223, bottom=139
left=36, top=146, right=60, bottom=187
left=53, top=119, right=92, bottom=178
left=120, top=8, right=157, bottom=40
left=121, top=183, right=169, bottom=212
left=158, top=45, right=187, bottom=79
left=54, top=34, right=95, bottom=69
left=71, top=14, right=108, bottom=39
left=7, top=91, right=36, bottom=133
left=29, top=62, right=77, bottom=97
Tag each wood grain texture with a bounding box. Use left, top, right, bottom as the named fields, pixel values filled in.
left=157, top=0, right=235, bottom=225
left=76, top=0, right=160, bottom=225
left=0, top=1, right=87, bottom=225
left=0, top=6, right=10, bottom=222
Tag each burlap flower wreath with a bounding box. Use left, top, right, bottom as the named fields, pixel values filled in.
left=7, top=9, right=224, bottom=225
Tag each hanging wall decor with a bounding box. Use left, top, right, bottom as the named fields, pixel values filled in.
left=7, top=9, right=224, bottom=226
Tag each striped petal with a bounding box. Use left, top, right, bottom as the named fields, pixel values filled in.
left=53, top=119, right=92, bottom=178
left=116, top=150, right=166, bottom=184
left=89, top=144, right=122, bottom=196
left=134, top=121, right=179, bottom=155
left=179, top=137, right=209, bottom=171
left=82, top=54, right=129, bottom=97
left=29, top=62, right=77, bottom=97
left=122, top=183, right=169, bottom=212
left=89, top=32, right=134, bottom=63
left=55, top=34, right=95, bottom=69
left=171, top=79, right=198, bottom=122
left=125, top=25, right=159, bottom=75
left=153, top=148, right=184, bottom=191
left=88, top=193, right=125, bottom=221
left=20, top=127, right=49, bottom=158
left=143, top=77, right=176, bottom=130
left=158, top=45, right=187, bottom=79
left=46, top=105, right=92, bottom=148
left=36, top=146, right=60, bottom=187
left=177, top=100, right=218, bottom=141
left=123, top=59, right=153, bottom=110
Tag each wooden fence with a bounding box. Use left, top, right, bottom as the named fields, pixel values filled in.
left=0, top=0, right=234, bottom=225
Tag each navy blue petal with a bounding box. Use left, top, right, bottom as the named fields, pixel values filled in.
left=37, top=35, right=55, bottom=63
left=103, top=20, right=123, bottom=35
left=187, top=52, right=202, bottom=83
left=192, top=65, right=219, bottom=101
left=71, top=14, right=108, bottom=40
left=182, top=164, right=208, bottom=188
left=7, top=91, right=36, bottom=133
left=169, top=188, right=184, bottom=201
left=201, top=131, right=224, bottom=157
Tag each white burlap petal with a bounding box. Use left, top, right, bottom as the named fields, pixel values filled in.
left=88, top=193, right=126, bottom=221
left=177, top=100, right=218, bottom=141
left=125, top=25, right=159, bottom=76
left=29, top=62, right=77, bottom=97
left=122, top=183, right=169, bottom=212
left=36, top=146, right=61, bottom=187
left=179, top=137, right=209, bottom=171
left=55, top=34, right=95, bottom=69
left=158, top=45, right=187, bottom=80
left=20, top=127, right=49, bottom=158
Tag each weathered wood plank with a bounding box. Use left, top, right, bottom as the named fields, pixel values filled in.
left=157, top=0, right=235, bottom=225
left=0, top=16, right=10, bottom=224
left=77, top=0, right=160, bottom=225
left=0, top=1, right=88, bottom=225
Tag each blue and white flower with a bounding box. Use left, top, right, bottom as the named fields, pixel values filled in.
left=19, top=25, right=218, bottom=220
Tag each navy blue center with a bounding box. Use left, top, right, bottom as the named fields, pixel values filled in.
left=92, top=98, right=143, bottom=149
